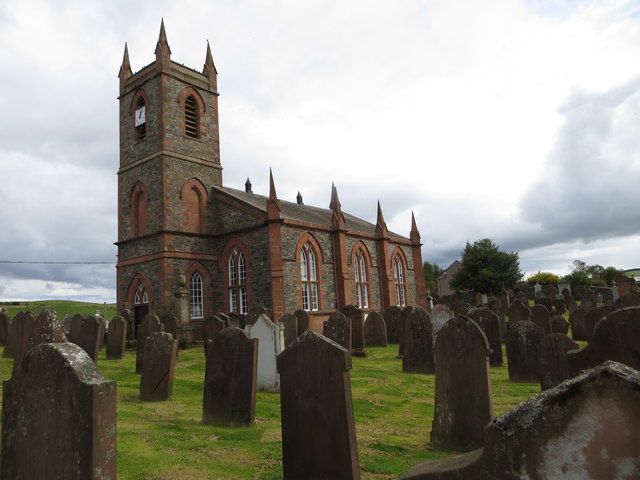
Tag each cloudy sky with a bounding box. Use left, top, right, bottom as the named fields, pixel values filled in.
left=1, top=0, right=639, bottom=302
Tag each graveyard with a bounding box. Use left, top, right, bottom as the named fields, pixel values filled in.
left=0, top=323, right=539, bottom=479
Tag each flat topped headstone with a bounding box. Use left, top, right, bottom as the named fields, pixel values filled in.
left=246, top=314, right=284, bottom=392
left=569, top=307, right=589, bottom=341
left=139, top=331, right=178, bottom=401
left=277, top=329, right=360, bottom=480
left=1, top=343, right=116, bottom=479
left=342, top=305, right=365, bottom=352
left=202, top=327, right=258, bottom=427
left=106, top=315, right=127, bottom=360
left=402, top=306, right=434, bottom=374
left=614, top=289, right=640, bottom=309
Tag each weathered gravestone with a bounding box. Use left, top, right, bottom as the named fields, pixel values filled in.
left=342, top=305, right=366, bottom=355
left=583, top=289, right=597, bottom=308
left=106, top=315, right=127, bottom=360
left=202, top=327, right=258, bottom=426
left=569, top=306, right=590, bottom=341
left=550, top=313, right=569, bottom=335
left=552, top=297, right=566, bottom=314
left=215, top=312, right=231, bottom=328
left=538, top=333, right=579, bottom=390
left=567, top=305, right=640, bottom=376
left=467, top=308, right=503, bottom=366
left=7, top=311, right=35, bottom=362
left=163, top=316, right=181, bottom=346
left=507, top=300, right=530, bottom=323
left=2, top=314, right=17, bottom=359
left=384, top=305, right=402, bottom=343
left=564, top=295, right=578, bottom=313
left=400, top=361, right=640, bottom=480
left=505, top=320, right=544, bottom=382
left=246, top=305, right=268, bottom=326
left=530, top=304, right=551, bottom=336
left=431, top=316, right=493, bottom=452
left=402, top=306, right=435, bottom=374
left=1, top=343, right=116, bottom=479
left=398, top=305, right=415, bottom=356
left=280, top=313, right=298, bottom=348
left=582, top=305, right=615, bottom=341
left=293, top=309, right=309, bottom=334
left=247, top=314, right=285, bottom=392
left=203, top=315, right=226, bottom=353
left=0, top=312, right=9, bottom=345
left=139, top=332, right=178, bottom=401
left=13, top=310, right=66, bottom=373
left=613, top=289, right=640, bottom=309
left=277, top=329, right=360, bottom=480
left=499, top=289, right=511, bottom=309
left=323, top=312, right=352, bottom=351
left=429, top=304, right=454, bottom=338
left=363, top=311, right=387, bottom=347
left=76, top=315, right=105, bottom=363
left=68, top=313, right=85, bottom=344
left=136, top=314, right=162, bottom=373
left=534, top=294, right=552, bottom=312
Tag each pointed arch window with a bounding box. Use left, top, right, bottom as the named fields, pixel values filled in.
left=135, top=97, right=146, bottom=140
left=185, top=95, right=199, bottom=138
left=393, top=255, right=407, bottom=307
left=354, top=250, right=369, bottom=309
left=228, top=248, right=248, bottom=315
left=190, top=272, right=204, bottom=319
left=300, top=242, right=319, bottom=311
left=134, top=284, right=148, bottom=305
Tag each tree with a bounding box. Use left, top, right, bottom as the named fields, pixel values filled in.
left=450, top=239, right=523, bottom=296
left=562, top=271, right=591, bottom=287
left=423, top=261, right=443, bottom=294
left=526, top=271, right=561, bottom=286
left=567, top=260, right=624, bottom=287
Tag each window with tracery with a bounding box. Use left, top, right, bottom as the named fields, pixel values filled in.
left=134, top=284, right=148, bottom=304
left=190, top=271, right=203, bottom=319
left=354, top=249, right=369, bottom=309
left=228, top=247, right=247, bottom=315
left=300, top=242, right=319, bottom=311
left=393, top=255, right=407, bottom=307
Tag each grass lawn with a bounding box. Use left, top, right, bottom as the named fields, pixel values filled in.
left=0, top=340, right=540, bottom=480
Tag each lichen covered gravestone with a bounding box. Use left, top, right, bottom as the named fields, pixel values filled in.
left=1, top=343, right=116, bottom=479
left=538, top=333, right=579, bottom=390
left=323, top=312, right=352, bottom=351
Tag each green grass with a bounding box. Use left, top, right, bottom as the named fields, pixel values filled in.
left=0, top=300, right=117, bottom=320
left=0, top=340, right=540, bottom=480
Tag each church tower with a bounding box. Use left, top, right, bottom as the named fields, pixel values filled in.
left=116, top=21, right=221, bottom=329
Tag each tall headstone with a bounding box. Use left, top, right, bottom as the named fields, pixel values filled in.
left=11, top=311, right=36, bottom=369
left=0, top=312, right=9, bottom=345
left=499, top=289, right=511, bottom=309
left=384, top=305, right=402, bottom=343
left=246, top=314, right=285, bottom=392
left=163, top=316, right=181, bottom=345
left=507, top=301, right=530, bottom=323
left=342, top=305, right=365, bottom=354
left=538, top=333, right=579, bottom=390
left=550, top=313, right=569, bottom=335
left=277, top=330, right=360, bottom=480
left=505, top=320, right=544, bottom=382
left=564, top=295, right=578, bottom=313
left=530, top=304, right=551, bottom=336
left=429, top=304, right=454, bottom=338
left=1, top=343, right=116, bottom=479
left=293, top=309, right=309, bottom=333
left=203, top=315, right=226, bottom=353
left=139, top=332, right=178, bottom=401
left=431, top=316, right=493, bottom=451
left=468, top=308, right=503, bottom=366
left=363, top=311, right=387, bottom=347
left=106, top=315, right=127, bottom=360
left=202, top=327, right=258, bottom=426
left=69, top=313, right=85, bottom=344
left=569, top=307, right=590, bottom=341
left=280, top=313, right=299, bottom=348
left=323, top=312, right=352, bottom=351
left=136, top=314, right=162, bottom=373
left=398, top=305, right=415, bottom=356
left=402, top=307, right=435, bottom=374
left=76, top=315, right=105, bottom=363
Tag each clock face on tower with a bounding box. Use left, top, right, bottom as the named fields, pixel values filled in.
left=134, top=106, right=146, bottom=127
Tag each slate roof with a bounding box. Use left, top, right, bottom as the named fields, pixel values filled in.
left=216, top=186, right=409, bottom=241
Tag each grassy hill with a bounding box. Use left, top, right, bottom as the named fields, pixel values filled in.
left=0, top=300, right=117, bottom=320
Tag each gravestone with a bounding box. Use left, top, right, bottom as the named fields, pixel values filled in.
left=277, top=329, right=360, bottom=480
left=1, top=343, right=116, bottom=479
left=139, top=332, right=178, bottom=401
left=474, top=292, right=484, bottom=306
left=363, top=311, right=387, bottom=347
left=402, top=306, right=435, bottom=374
left=429, top=304, right=454, bottom=338
left=246, top=314, right=285, bottom=392
left=384, top=305, right=402, bottom=343
left=538, top=333, right=579, bottom=390
left=505, top=320, right=543, bottom=382
left=163, top=316, right=181, bottom=345
left=0, top=312, right=9, bottom=345
left=550, top=314, right=569, bottom=335
left=215, top=312, right=232, bottom=328
left=280, top=313, right=298, bottom=348
left=583, top=289, right=597, bottom=307
left=69, top=313, right=85, bottom=344
left=342, top=305, right=365, bottom=354
left=119, top=308, right=134, bottom=339
left=2, top=314, right=17, bottom=358
left=293, top=309, right=309, bottom=333
left=136, top=314, right=162, bottom=373
left=613, top=289, right=640, bottom=309
left=398, top=305, right=415, bottom=356
left=246, top=305, right=268, bottom=326
left=530, top=304, right=551, bottom=336
left=76, top=315, right=105, bottom=363
left=106, top=315, right=127, bottom=360
left=583, top=305, right=615, bottom=340
left=323, top=312, right=352, bottom=351
left=11, top=311, right=36, bottom=369
left=569, top=307, right=589, bottom=341
left=401, top=361, right=640, bottom=480
left=552, top=297, right=566, bottom=314
left=568, top=305, right=640, bottom=376
left=507, top=301, right=530, bottom=323
left=456, top=306, right=469, bottom=316
left=202, top=327, right=258, bottom=426
left=28, top=309, right=66, bottom=352
left=203, top=316, right=226, bottom=353
left=534, top=294, right=552, bottom=312
left=564, top=295, right=578, bottom=313
left=468, top=308, right=503, bottom=366
left=499, top=289, right=511, bottom=309
left=431, top=316, right=493, bottom=451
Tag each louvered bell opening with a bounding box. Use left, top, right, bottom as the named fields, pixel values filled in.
left=185, top=96, right=198, bottom=138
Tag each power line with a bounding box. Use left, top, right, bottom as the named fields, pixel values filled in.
left=0, top=261, right=115, bottom=265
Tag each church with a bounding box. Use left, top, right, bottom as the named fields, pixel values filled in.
left=115, top=22, right=427, bottom=333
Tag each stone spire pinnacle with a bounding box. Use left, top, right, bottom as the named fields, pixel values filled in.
left=155, top=19, right=172, bottom=72
left=203, top=40, right=218, bottom=91
left=329, top=182, right=341, bottom=212
left=118, top=43, right=132, bottom=95
left=267, top=168, right=281, bottom=218
left=375, top=200, right=389, bottom=236
left=329, top=183, right=345, bottom=229
left=410, top=211, right=421, bottom=243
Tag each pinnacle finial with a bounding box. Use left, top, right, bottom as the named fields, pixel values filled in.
left=329, top=182, right=341, bottom=212
left=376, top=200, right=388, bottom=236
left=118, top=42, right=132, bottom=79
left=269, top=168, right=277, bottom=200
left=410, top=211, right=421, bottom=242
left=155, top=18, right=172, bottom=71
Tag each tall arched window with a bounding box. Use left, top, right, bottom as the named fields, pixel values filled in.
left=300, top=242, right=319, bottom=311
left=185, top=95, right=199, bottom=138
left=393, top=255, right=407, bottom=307
left=190, top=272, right=203, bottom=319
left=184, top=186, right=203, bottom=233
left=354, top=250, right=369, bottom=309
left=132, top=186, right=149, bottom=236
left=228, top=248, right=247, bottom=315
